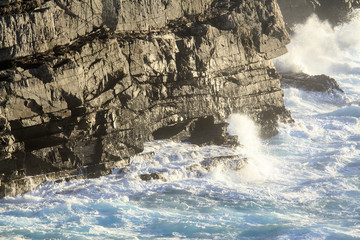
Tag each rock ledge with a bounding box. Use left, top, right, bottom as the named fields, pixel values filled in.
left=0, top=0, right=291, bottom=198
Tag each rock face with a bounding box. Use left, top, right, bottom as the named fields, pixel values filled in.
left=0, top=0, right=292, bottom=198
left=280, top=72, right=345, bottom=93
left=278, top=0, right=360, bottom=30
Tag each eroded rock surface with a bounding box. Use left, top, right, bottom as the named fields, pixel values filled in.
left=0, top=0, right=292, bottom=197
left=280, top=72, right=345, bottom=93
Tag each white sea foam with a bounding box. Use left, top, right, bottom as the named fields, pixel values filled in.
left=226, top=114, right=280, bottom=183
left=1, top=12, right=360, bottom=240
left=275, top=10, right=360, bottom=77
left=227, top=114, right=261, bottom=152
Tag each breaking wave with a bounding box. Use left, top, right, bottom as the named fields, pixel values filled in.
left=1, top=11, right=360, bottom=240
left=275, top=10, right=360, bottom=76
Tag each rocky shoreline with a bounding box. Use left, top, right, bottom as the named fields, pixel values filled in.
left=279, top=72, right=345, bottom=94
left=0, top=0, right=293, bottom=198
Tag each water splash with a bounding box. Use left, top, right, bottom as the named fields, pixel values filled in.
left=227, top=114, right=261, bottom=152
left=227, top=114, right=278, bottom=182
left=1, top=14, right=360, bottom=239
left=275, top=10, right=360, bottom=76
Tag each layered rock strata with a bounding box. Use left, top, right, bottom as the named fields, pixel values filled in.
left=0, top=0, right=291, bottom=197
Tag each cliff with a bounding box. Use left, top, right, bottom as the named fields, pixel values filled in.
left=0, top=0, right=291, bottom=198
left=278, top=0, right=360, bottom=31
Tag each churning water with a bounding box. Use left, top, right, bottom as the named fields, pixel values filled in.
left=1, top=13, right=360, bottom=240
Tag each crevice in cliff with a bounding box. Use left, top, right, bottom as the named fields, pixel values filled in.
left=0, top=0, right=245, bottom=73
left=52, top=59, right=71, bottom=69
left=61, top=91, right=82, bottom=109
left=0, top=0, right=292, bottom=198
left=211, top=0, right=242, bottom=11
left=0, top=0, right=50, bottom=16
left=0, top=27, right=120, bottom=72
left=0, top=28, right=164, bottom=72
left=152, top=120, right=192, bottom=140
left=185, top=116, right=231, bottom=146
left=53, top=0, right=77, bottom=18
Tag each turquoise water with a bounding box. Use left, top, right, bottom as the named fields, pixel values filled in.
left=1, top=13, right=360, bottom=240
left=1, top=82, right=359, bottom=239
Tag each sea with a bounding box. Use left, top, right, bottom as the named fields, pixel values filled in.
left=0, top=12, right=359, bottom=240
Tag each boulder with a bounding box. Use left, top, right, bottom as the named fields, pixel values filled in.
left=280, top=72, right=345, bottom=93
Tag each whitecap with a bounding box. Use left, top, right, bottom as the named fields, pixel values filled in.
left=320, top=105, right=360, bottom=118
left=275, top=11, right=360, bottom=77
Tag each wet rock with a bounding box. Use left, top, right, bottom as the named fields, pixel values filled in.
left=280, top=72, right=345, bottom=93
left=200, top=155, right=248, bottom=171
left=0, top=115, right=15, bottom=160
left=187, top=154, right=248, bottom=175
left=139, top=172, right=166, bottom=182
left=138, top=154, right=247, bottom=182
left=0, top=0, right=292, bottom=197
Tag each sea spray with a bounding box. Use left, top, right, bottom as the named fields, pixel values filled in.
left=227, top=114, right=278, bottom=182
left=275, top=10, right=360, bottom=76
left=1, top=9, right=360, bottom=240
left=227, top=114, right=261, bottom=152
left=1, top=102, right=359, bottom=239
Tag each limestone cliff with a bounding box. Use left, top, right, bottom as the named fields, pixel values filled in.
left=0, top=0, right=291, bottom=197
